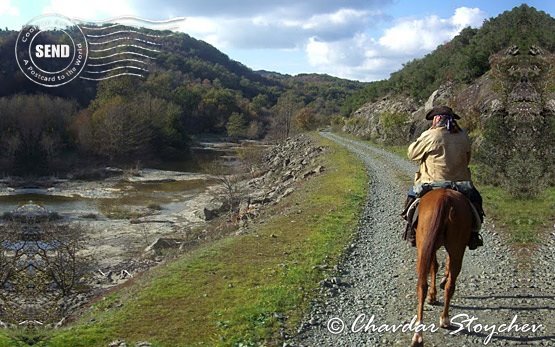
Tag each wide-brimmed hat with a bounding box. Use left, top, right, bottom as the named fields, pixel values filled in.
left=425, top=106, right=460, bottom=120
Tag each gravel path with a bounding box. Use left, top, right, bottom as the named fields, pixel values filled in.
left=290, top=132, right=555, bottom=347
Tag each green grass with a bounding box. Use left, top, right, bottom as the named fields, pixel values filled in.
left=480, top=186, right=555, bottom=244
left=19, top=132, right=368, bottom=347
left=0, top=333, right=18, bottom=347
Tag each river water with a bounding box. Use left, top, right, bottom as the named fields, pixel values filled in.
left=0, top=141, right=242, bottom=220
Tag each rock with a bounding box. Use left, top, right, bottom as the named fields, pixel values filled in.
left=135, top=342, right=152, bottom=347
left=282, top=171, right=294, bottom=181
left=109, top=340, right=127, bottom=347
left=196, top=200, right=228, bottom=220
left=144, top=238, right=183, bottom=255
left=342, top=95, right=417, bottom=142
left=280, top=188, right=295, bottom=199
left=425, top=89, right=439, bottom=111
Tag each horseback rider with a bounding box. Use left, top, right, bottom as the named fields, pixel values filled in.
left=402, top=106, right=484, bottom=250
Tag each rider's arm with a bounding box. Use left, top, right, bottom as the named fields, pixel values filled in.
left=464, top=131, right=472, bottom=165
left=407, top=130, right=432, bottom=162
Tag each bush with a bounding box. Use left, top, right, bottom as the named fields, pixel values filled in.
left=379, top=111, right=410, bottom=145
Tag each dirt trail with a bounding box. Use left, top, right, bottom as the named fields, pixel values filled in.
left=291, top=132, right=555, bottom=347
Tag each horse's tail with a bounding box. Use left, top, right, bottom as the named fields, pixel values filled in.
left=418, top=193, right=450, bottom=281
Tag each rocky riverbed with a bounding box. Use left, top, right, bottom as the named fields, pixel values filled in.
left=0, top=135, right=328, bottom=327
left=290, top=132, right=555, bottom=347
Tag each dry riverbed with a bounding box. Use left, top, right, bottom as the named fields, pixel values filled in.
left=0, top=136, right=328, bottom=328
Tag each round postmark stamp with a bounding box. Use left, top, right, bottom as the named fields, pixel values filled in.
left=15, top=14, right=88, bottom=87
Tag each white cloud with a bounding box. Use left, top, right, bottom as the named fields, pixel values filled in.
left=176, top=5, right=485, bottom=81
left=306, top=34, right=392, bottom=81
left=452, top=7, right=485, bottom=29
left=378, top=7, right=485, bottom=54
left=302, top=9, right=370, bottom=30
left=306, top=38, right=332, bottom=66
left=0, top=0, right=19, bottom=16
left=177, top=17, right=227, bottom=48
left=174, top=7, right=382, bottom=50
left=34, top=1, right=487, bottom=82
left=306, top=7, right=487, bottom=81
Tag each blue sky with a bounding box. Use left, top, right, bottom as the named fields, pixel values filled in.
left=1, top=1, right=553, bottom=81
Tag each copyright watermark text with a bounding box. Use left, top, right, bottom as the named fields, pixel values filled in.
left=326, top=313, right=543, bottom=345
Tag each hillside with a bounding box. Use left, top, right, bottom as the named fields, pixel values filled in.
left=0, top=27, right=365, bottom=174
left=342, top=4, right=555, bottom=112
left=341, top=4, right=555, bottom=197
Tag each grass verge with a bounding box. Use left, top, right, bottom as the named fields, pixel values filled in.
left=480, top=186, right=555, bottom=244
left=18, top=132, right=368, bottom=347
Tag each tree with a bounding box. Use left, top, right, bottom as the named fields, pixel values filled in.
left=272, top=91, right=302, bottom=140
left=226, top=112, right=248, bottom=139
left=294, top=107, right=316, bottom=131
left=90, top=96, right=152, bottom=160
left=0, top=94, right=76, bottom=174
left=251, top=94, right=269, bottom=114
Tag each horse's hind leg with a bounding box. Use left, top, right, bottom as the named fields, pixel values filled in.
left=440, top=254, right=462, bottom=328
left=411, top=248, right=428, bottom=347
left=440, top=256, right=450, bottom=290
left=427, top=254, right=439, bottom=304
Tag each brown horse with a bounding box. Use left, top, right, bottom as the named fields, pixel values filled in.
left=410, top=188, right=473, bottom=347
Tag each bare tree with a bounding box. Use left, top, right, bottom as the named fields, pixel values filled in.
left=272, top=92, right=302, bottom=141
left=205, top=160, right=246, bottom=219
left=92, top=97, right=153, bottom=160
left=35, top=222, right=87, bottom=296
left=0, top=211, right=92, bottom=324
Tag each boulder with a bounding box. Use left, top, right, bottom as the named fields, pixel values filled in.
left=144, top=238, right=183, bottom=255
left=196, top=200, right=228, bottom=221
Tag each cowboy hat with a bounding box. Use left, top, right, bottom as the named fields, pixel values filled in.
left=425, top=106, right=460, bottom=120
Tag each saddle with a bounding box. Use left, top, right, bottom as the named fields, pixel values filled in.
left=406, top=182, right=482, bottom=233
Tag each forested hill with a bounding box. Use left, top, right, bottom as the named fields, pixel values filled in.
left=0, top=24, right=366, bottom=174
left=0, top=29, right=276, bottom=103
left=342, top=4, right=555, bottom=115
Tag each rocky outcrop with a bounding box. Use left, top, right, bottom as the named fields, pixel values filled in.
left=343, top=72, right=504, bottom=143
left=200, top=135, right=326, bottom=226
left=342, top=96, right=417, bottom=143
left=246, top=135, right=325, bottom=208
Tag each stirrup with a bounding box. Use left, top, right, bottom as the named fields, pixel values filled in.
left=403, top=223, right=416, bottom=247
left=468, top=233, right=483, bottom=250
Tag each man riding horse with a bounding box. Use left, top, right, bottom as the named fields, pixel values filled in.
left=402, top=105, right=484, bottom=250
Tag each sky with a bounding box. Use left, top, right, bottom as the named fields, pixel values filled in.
left=2, top=0, right=555, bottom=81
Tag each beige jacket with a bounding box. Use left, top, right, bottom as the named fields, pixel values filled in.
left=407, top=126, right=472, bottom=184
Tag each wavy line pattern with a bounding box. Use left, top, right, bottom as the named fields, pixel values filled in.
left=88, top=37, right=161, bottom=46
left=84, top=66, right=148, bottom=74
left=80, top=73, right=145, bottom=81
left=87, top=51, right=156, bottom=60
left=86, top=30, right=173, bottom=38
left=87, top=59, right=148, bottom=67
left=90, top=44, right=160, bottom=53
left=80, top=16, right=183, bottom=81
left=76, top=16, right=185, bottom=25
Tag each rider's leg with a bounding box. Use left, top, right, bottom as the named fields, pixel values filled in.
left=467, top=186, right=484, bottom=250
left=403, top=187, right=417, bottom=246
